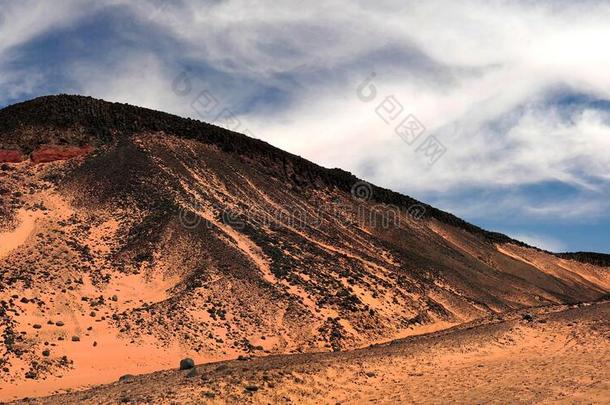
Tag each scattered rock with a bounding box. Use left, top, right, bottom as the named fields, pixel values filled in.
left=56, top=321, right=65, bottom=327
left=71, top=336, right=80, bottom=342
left=523, top=314, right=534, bottom=322
left=179, top=358, right=195, bottom=370
left=33, top=324, right=42, bottom=329
left=119, top=374, right=135, bottom=383
left=25, top=371, right=37, bottom=379
left=245, top=385, right=259, bottom=392
left=42, top=349, right=50, bottom=357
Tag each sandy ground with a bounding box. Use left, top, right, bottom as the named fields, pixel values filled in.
left=13, top=300, right=609, bottom=405
left=0, top=210, right=41, bottom=260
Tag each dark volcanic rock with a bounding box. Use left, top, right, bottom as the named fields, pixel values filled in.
left=179, top=358, right=195, bottom=370
left=119, top=374, right=135, bottom=383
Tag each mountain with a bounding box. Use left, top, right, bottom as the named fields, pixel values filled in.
left=0, top=95, right=608, bottom=401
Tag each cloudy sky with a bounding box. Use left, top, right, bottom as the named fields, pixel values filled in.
left=1, top=0, right=609, bottom=253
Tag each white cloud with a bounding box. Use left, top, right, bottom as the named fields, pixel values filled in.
left=0, top=0, right=109, bottom=56
left=118, top=0, right=610, bottom=196
left=2, top=0, right=610, bottom=227
left=71, top=52, right=191, bottom=116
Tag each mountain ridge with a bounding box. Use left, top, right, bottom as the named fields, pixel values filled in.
left=1, top=94, right=607, bottom=263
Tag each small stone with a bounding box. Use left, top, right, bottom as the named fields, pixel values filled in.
left=55, top=321, right=65, bottom=327
left=119, top=374, right=135, bottom=383
left=42, top=349, right=50, bottom=357
left=33, top=324, right=42, bottom=329
left=179, top=358, right=195, bottom=370
left=111, top=295, right=118, bottom=302
left=245, top=385, right=259, bottom=392
left=71, top=336, right=80, bottom=342
left=25, top=371, right=36, bottom=379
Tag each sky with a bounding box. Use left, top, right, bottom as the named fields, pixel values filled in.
left=1, top=0, right=609, bottom=253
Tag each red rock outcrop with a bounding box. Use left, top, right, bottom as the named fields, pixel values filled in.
left=30, top=145, right=94, bottom=163
left=0, top=149, right=26, bottom=163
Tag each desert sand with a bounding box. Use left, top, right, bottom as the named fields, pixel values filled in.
left=14, top=301, right=609, bottom=404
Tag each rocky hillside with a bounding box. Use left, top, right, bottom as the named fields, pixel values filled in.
left=0, top=95, right=608, bottom=401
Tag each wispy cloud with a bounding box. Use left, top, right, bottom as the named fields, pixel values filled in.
left=1, top=0, right=610, bottom=251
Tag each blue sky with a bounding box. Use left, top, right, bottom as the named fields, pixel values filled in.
left=1, top=0, right=609, bottom=253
